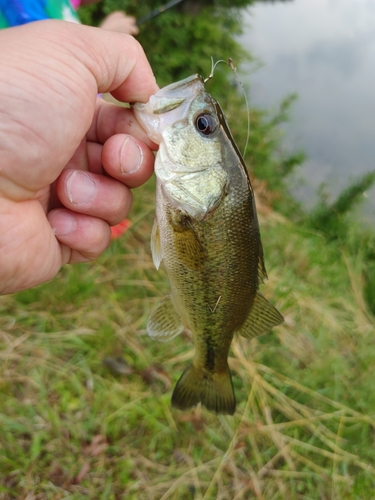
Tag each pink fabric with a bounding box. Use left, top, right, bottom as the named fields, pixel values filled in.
left=70, top=0, right=81, bottom=9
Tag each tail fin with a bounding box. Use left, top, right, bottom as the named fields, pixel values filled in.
left=171, top=363, right=236, bottom=415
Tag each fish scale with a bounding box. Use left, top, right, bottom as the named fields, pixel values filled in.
left=133, top=74, right=283, bottom=415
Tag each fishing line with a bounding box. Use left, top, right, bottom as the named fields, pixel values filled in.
left=203, top=57, right=229, bottom=83
left=228, top=58, right=251, bottom=161
left=136, top=0, right=186, bottom=25
left=204, top=58, right=251, bottom=160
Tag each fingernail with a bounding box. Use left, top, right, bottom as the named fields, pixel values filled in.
left=120, top=136, right=143, bottom=174
left=51, top=211, right=76, bottom=236
left=67, top=171, right=97, bottom=205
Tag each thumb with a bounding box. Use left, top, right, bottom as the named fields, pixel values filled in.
left=4, top=20, right=158, bottom=104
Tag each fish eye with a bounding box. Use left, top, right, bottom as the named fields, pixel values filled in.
left=195, top=113, right=216, bottom=136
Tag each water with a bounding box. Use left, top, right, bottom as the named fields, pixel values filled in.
left=239, top=0, right=375, bottom=219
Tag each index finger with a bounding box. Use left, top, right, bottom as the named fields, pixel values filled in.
left=87, top=99, right=158, bottom=149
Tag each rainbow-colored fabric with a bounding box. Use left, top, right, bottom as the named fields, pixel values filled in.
left=0, top=0, right=80, bottom=29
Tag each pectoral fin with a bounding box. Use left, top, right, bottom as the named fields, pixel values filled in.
left=237, top=292, right=283, bottom=339
left=151, top=219, right=162, bottom=270
left=147, top=295, right=184, bottom=342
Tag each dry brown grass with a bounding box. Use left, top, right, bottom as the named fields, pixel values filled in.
left=1, top=183, right=375, bottom=499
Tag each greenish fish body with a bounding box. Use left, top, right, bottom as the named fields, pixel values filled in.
left=133, top=75, right=283, bottom=415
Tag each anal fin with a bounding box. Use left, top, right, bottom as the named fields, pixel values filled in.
left=237, top=292, right=283, bottom=339
left=147, top=295, right=184, bottom=342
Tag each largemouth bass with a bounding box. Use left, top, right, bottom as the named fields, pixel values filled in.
left=133, top=75, right=283, bottom=415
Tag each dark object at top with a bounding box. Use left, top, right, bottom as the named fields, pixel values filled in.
left=137, top=0, right=186, bottom=25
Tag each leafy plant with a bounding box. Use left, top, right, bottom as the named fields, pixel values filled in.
left=308, top=171, right=375, bottom=240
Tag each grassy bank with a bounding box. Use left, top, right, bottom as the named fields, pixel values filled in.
left=1, top=175, right=375, bottom=499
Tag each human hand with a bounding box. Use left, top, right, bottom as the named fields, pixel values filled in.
left=100, top=11, right=139, bottom=36
left=0, top=20, right=158, bottom=294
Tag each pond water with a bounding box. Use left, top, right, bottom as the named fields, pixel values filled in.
left=239, top=0, right=375, bottom=220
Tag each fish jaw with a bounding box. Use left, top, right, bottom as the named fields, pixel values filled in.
left=132, top=74, right=205, bottom=144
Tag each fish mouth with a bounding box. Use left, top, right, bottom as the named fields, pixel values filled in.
left=132, top=74, right=205, bottom=115
left=155, top=74, right=204, bottom=96
left=132, top=74, right=206, bottom=143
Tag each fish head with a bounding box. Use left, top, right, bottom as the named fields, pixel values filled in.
left=132, top=74, right=218, bottom=143
left=133, top=75, right=228, bottom=220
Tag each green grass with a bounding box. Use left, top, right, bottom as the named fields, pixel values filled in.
left=1, top=182, right=375, bottom=499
